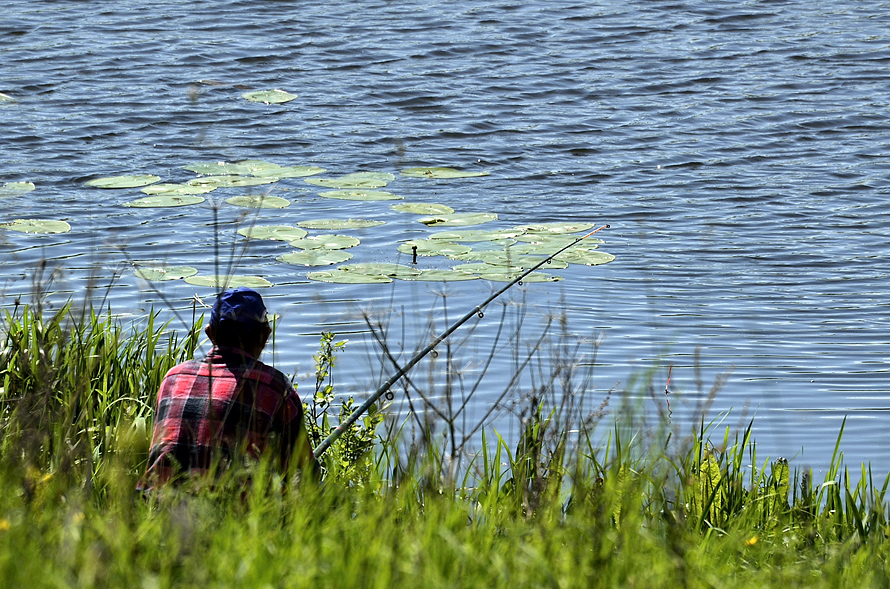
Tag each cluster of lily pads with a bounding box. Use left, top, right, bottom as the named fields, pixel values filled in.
left=2, top=160, right=613, bottom=287
left=301, top=221, right=613, bottom=284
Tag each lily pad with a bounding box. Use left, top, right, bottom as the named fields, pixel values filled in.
left=481, top=272, right=563, bottom=283
left=239, top=160, right=326, bottom=178
left=134, top=265, right=198, bottom=281
left=86, top=174, right=161, bottom=189
left=0, top=181, right=35, bottom=198
left=514, top=234, right=603, bottom=246
left=277, top=250, right=353, bottom=266
left=512, top=222, right=596, bottom=234
left=307, top=270, right=393, bottom=284
left=397, top=240, right=472, bottom=257
left=400, top=270, right=480, bottom=282
left=289, top=235, right=360, bottom=250
left=429, top=228, right=523, bottom=242
left=185, top=275, right=273, bottom=288
left=391, top=203, right=454, bottom=215
left=319, top=190, right=402, bottom=201
left=123, top=195, right=205, bottom=208
left=509, top=242, right=577, bottom=256
left=462, top=239, right=517, bottom=252
left=418, top=213, right=498, bottom=227
left=296, top=218, right=385, bottom=230
left=188, top=175, right=278, bottom=188
left=238, top=225, right=308, bottom=241
left=141, top=183, right=215, bottom=196
left=305, top=172, right=395, bottom=189
left=449, top=251, right=569, bottom=269
left=401, top=167, right=490, bottom=179
left=338, top=263, right=421, bottom=279
left=554, top=250, right=616, bottom=266
left=242, top=89, right=298, bottom=104
left=0, top=219, right=71, bottom=234
left=452, top=262, right=521, bottom=276
left=226, top=195, right=291, bottom=209
left=183, top=162, right=254, bottom=176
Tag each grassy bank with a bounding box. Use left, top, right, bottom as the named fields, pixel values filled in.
left=1, top=304, right=889, bottom=587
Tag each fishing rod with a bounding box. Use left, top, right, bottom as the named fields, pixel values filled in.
left=313, top=223, right=610, bottom=458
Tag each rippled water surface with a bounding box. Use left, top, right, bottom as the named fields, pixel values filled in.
left=3, top=0, right=890, bottom=475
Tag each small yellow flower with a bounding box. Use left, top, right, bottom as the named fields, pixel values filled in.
left=0, top=519, right=10, bottom=532
left=745, top=536, right=758, bottom=547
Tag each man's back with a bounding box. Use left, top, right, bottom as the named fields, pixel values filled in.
left=142, top=346, right=305, bottom=487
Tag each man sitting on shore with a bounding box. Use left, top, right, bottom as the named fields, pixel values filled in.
left=140, top=287, right=317, bottom=490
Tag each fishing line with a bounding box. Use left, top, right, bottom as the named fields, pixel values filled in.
left=313, top=224, right=610, bottom=458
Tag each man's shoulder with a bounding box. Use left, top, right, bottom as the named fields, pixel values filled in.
left=165, top=359, right=204, bottom=377
left=251, top=360, right=294, bottom=390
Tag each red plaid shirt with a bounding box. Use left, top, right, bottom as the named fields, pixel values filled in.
left=141, top=346, right=308, bottom=488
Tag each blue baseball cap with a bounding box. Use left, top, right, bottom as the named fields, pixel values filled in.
left=210, top=287, right=268, bottom=328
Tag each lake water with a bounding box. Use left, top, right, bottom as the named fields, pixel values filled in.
left=3, top=0, right=889, bottom=479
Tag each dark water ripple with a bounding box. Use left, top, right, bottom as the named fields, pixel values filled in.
left=2, top=0, right=890, bottom=474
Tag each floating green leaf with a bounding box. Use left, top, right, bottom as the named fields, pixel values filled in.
left=397, top=240, right=472, bottom=257
left=462, top=239, right=517, bottom=252
left=237, top=160, right=280, bottom=175
left=339, top=263, right=421, bottom=279
left=188, top=175, right=278, bottom=188
left=183, top=162, right=254, bottom=176
left=0, top=219, right=71, bottom=234
left=134, top=265, right=198, bottom=281
left=0, top=181, right=35, bottom=198
left=429, top=228, right=522, bottom=242
left=319, top=190, right=402, bottom=201
left=307, top=270, right=392, bottom=284
left=289, top=235, right=360, bottom=250
left=242, top=89, right=298, bottom=104
left=400, top=270, right=480, bottom=282
left=508, top=239, right=598, bottom=256
left=418, top=212, right=498, bottom=227
left=513, top=222, right=596, bottom=234
left=86, top=174, right=161, bottom=189
left=184, top=275, right=273, bottom=288
left=226, top=195, right=291, bottom=209
left=515, top=233, right=603, bottom=246
left=554, top=250, right=616, bottom=266
left=305, top=172, right=395, bottom=189
left=449, top=251, right=569, bottom=269
left=391, top=203, right=454, bottom=215
left=277, top=250, right=353, bottom=266
left=239, top=160, right=326, bottom=178
left=481, top=272, right=562, bottom=283
left=141, top=183, right=215, bottom=196
left=452, top=262, right=521, bottom=276
left=400, top=167, right=490, bottom=179
left=296, top=218, right=385, bottom=230
left=123, top=195, right=205, bottom=208
left=238, top=225, right=308, bottom=241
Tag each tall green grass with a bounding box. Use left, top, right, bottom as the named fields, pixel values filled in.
left=2, top=303, right=890, bottom=588
left=0, top=303, right=201, bottom=495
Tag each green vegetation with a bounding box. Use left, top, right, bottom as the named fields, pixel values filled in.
left=2, top=303, right=889, bottom=587
left=241, top=89, right=299, bottom=104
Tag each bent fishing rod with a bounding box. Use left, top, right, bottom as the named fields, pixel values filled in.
left=313, top=223, right=610, bottom=458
